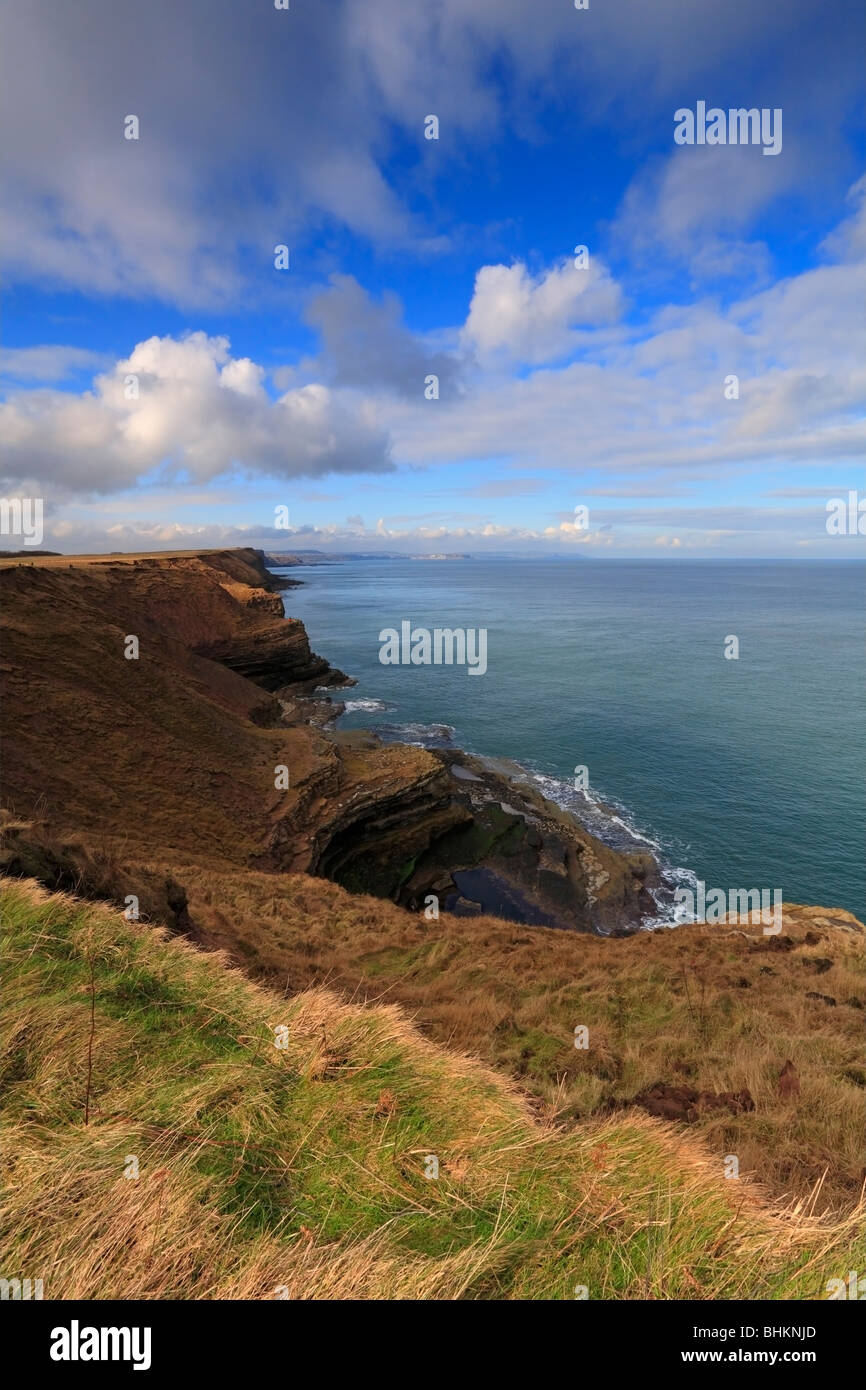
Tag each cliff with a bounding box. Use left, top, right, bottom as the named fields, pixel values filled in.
left=0, top=547, right=654, bottom=931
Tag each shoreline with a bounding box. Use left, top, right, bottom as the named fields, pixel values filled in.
left=313, top=685, right=688, bottom=929
left=268, top=557, right=691, bottom=923
left=3, top=546, right=854, bottom=931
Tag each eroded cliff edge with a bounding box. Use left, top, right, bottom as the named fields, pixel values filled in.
left=0, top=546, right=655, bottom=931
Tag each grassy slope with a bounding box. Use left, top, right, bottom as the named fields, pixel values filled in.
left=160, top=865, right=866, bottom=1211
left=2, top=879, right=863, bottom=1300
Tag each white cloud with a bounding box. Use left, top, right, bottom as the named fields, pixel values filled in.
left=462, top=258, right=623, bottom=365
left=4, top=178, right=863, bottom=564
left=0, top=3, right=412, bottom=307
left=0, top=333, right=392, bottom=494
left=28, top=507, right=854, bottom=560
left=304, top=274, right=461, bottom=396
left=613, top=146, right=795, bottom=279
left=388, top=190, right=866, bottom=476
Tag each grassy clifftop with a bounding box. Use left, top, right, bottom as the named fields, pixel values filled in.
left=2, top=878, right=863, bottom=1301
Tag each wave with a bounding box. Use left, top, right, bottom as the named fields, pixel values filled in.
left=520, top=769, right=700, bottom=929
left=376, top=721, right=457, bottom=748
left=340, top=698, right=394, bottom=714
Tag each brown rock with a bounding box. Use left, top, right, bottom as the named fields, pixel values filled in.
left=637, top=1084, right=698, bottom=1121
left=716, top=1088, right=755, bottom=1114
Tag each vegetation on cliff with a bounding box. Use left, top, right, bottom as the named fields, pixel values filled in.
left=2, top=879, right=862, bottom=1300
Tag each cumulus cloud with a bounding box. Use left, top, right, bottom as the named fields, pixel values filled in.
left=4, top=174, right=864, bottom=567
left=461, top=258, right=623, bottom=365
left=387, top=188, right=866, bottom=476
left=0, top=333, right=392, bottom=494
left=5, top=175, right=864, bottom=508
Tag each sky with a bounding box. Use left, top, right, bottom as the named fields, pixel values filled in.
left=1, top=0, right=864, bottom=557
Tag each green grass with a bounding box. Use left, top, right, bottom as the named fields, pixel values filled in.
left=2, top=878, right=863, bottom=1300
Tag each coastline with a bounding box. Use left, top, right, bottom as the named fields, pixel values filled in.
left=0, top=546, right=658, bottom=935
left=273, top=554, right=865, bottom=924
left=307, top=664, right=691, bottom=928
left=2, top=545, right=857, bottom=934
left=315, top=686, right=672, bottom=928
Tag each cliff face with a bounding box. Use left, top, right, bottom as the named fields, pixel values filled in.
left=0, top=546, right=655, bottom=932
left=190, top=549, right=344, bottom=689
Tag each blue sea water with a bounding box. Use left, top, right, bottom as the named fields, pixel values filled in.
left=277, top=559, right=865, bottom=922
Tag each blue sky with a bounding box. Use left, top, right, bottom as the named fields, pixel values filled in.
left=1, top=0, right=864, bottom=555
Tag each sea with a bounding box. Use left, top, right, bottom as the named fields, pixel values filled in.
left=275, top=558, right=865, bottom=924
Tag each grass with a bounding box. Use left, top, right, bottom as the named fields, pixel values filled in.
left=1, top=878, right=863, bottom=1301
left=163, top=864, right=866, bottom=1211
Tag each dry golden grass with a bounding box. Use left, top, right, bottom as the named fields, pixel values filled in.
left=2, top=878, right=864, bottom=1301
left=0, top=552, right=440, bottom=886
left=164, top=865, right=866, bottom=1211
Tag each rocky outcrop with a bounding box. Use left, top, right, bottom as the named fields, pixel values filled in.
left=396, top=750, right=658, bottom=932
left=631, top=1082, right=755, bottom=1123
left=308, top=758, right=470, bottom=896
left=298, top=740, right=658, bottom=930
